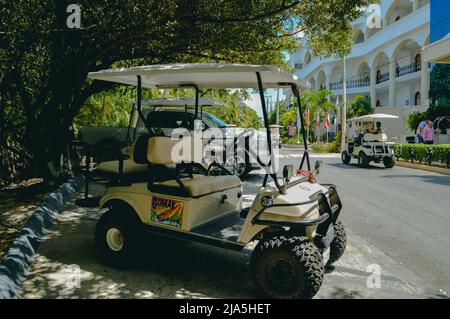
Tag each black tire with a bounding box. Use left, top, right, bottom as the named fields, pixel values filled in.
left=383, top=156, right=395, bottom=168
left=250, top=235, right=324, bottom=299
left=95, top=208, right=142, bottom=268
left=327, top=220, right=347, bottom=265
left=341, top=151, right=351, bottom=164
left=358, top=151, right=369, bottom=168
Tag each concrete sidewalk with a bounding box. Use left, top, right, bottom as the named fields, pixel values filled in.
left=17, top=183, right=444, bottom=299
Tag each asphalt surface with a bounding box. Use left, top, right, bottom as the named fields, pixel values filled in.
left=16, top=149, right=450, bottom=299
left=279, top=148, right=450, bottom=296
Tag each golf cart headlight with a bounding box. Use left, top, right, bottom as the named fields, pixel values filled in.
left=261, top=196, right=274, bottom=207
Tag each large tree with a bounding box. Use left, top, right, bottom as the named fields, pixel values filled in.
left=0, top=0, right=373, bottom=182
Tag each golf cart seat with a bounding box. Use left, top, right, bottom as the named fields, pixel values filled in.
left=96, top=159, right=147, bottom=175
left=363, top=133, right=384, bottom=142
left=132, top=135, right=241, bottom=197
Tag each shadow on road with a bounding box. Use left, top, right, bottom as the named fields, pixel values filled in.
left=379, top=174, right=450, bottom=186
left=327, top=163, right=389, bottom=170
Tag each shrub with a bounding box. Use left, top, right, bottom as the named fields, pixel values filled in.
left=310, top=131, right=342, bottom=153
left=392, top=143, right=450, bottom=167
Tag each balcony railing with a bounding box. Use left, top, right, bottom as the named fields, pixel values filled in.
left=396, top=63, right=421, bottom=77
left=330, top=78, right=370, bottom=91
left=376, top=72, right=389, bottom=84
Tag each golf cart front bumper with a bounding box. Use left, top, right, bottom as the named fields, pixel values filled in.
left=252, top=184, right=342, bottom=249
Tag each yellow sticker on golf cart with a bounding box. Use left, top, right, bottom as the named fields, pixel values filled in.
left=151, top=196, right=184, bottom=228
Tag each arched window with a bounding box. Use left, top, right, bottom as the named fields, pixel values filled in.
left=376, top=100, right=381, bottom=107
left=415, top=92, right=421, bottom=106
left=376, top=70, right=381, bottom=83
left=415, top=54, right=422, bottom=71
left=304, top=52, right=311, bottom=65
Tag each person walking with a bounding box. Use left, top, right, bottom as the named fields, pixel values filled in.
left=416, top=120, right=427, bottom=143
left=422, top=120, right=435, bottom=145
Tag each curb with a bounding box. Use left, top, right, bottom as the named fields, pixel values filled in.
left=396, top=160, right=450, bottom=176
left=0, top=174, right=85, bottom=299
left=281, top=144, right=305, bottom=149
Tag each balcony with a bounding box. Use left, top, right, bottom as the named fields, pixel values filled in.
left=376, top=72, right=389, bottom=84
left=396, top=63, right=421, bottom=78
left=330, top=78, right=370, bottom=91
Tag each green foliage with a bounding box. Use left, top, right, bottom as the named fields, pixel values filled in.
left=392, top=143, right=450, bottom=167
left=279, top=90, right=337, bottom=132
left=347, top=95, right=373, bottom=119
left=0, top=0, right=376, bottom=182
left=311, top=131, right=341, bottom=153
left=430, top=64, right=450, bottom=106
left=406, top=112, right=426, bottom=132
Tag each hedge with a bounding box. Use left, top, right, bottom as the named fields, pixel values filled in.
left=392, top=143, right=450, bottom=168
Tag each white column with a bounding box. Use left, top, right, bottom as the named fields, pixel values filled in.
left=389, top=60, right=396, bottom=107
left=325, top=74, right=331, bottom=101
left=421, top=54, right=429, bottom=106
left=370, top=68, right=377, bottom=108
left=413, top=0, right=419, bottom=11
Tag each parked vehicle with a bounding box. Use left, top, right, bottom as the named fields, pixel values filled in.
left=86, top=63, right=346, bottom=299
left=341, top=114, right=399, bottom=168
left=79, top=98, right=258, bottom=178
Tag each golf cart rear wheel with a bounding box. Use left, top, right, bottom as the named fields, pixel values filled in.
left=341, top=151, right=351, bottom=164
left=358, top=152, right=369, bottom=168
left=250, top=236, right=324, bottom=299
left=327, top=220, right=347, bottom=265
left=383, top=156, right=395, bottom=168
left=95, top=208, right=141, bottom=268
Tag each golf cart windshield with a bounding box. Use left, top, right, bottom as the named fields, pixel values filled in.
left=202, top=112, right=228, bottom=128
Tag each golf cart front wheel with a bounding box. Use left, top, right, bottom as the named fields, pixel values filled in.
left=95, top=208, right=141, bottom=268
left=358, top=152, right=369, bottom=168
left=341, top=151, right=351, bottom=164
left=327, top=220, right=347, bottom=266
left=383, top=156, right=395, bottom=168
left=250, top=236, right=324, bottom=299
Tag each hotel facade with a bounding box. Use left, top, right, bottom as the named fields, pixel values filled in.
left=290, top=0, right=431, bottom=141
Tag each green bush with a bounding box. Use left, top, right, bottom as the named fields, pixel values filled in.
left=392, top=143, right=450, bottom=167
left=310, top=131, right=342, bottom=153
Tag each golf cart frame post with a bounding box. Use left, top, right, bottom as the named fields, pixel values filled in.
left=133, top=72, right=311, bottom=194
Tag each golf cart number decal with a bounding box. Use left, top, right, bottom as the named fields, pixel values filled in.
left=151, top=197, right=184, bottom=228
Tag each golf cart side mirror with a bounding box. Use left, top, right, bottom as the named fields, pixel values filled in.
left=283, top=165, right=293, bottom=183
left=314, top=160, right=322, bottom=175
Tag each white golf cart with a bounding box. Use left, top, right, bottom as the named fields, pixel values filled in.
left=341, top=113, right=399, bottom=168
left=87, top=63, right=346, bottom=299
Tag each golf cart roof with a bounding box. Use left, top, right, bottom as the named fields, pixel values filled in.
left=88, top=63, right=306, bottom=89
left=131, top=97, right=225, bottom=108
left=348, top=113, right=400, bottom=122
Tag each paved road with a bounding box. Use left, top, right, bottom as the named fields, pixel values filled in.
left=279, top=148, right=450, bottom=295
left=17, top=149, right=449, bottom=298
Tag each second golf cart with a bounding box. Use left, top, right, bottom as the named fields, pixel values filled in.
left=341, top=113, right=399, bottom=168
left=88, top=63, right=346, bottom=299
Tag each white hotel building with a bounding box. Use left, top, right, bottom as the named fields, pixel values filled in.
left=290, top=0, right=431, bottom=141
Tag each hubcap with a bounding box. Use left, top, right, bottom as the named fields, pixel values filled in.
left=268, top=258, right=296, bottom=288
left=106, top=228, right=124, bottom=251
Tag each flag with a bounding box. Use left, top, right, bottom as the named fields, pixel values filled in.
left=316, top=112, right=320, bottom=129
left=296, top=105, right=302, bottom=128
left=305, top=108, right=310, bottom=127
left=325, top=111, right=330, bottom=129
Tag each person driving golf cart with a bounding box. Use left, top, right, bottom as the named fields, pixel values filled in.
left=342, top=114, right=398, bottom=168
